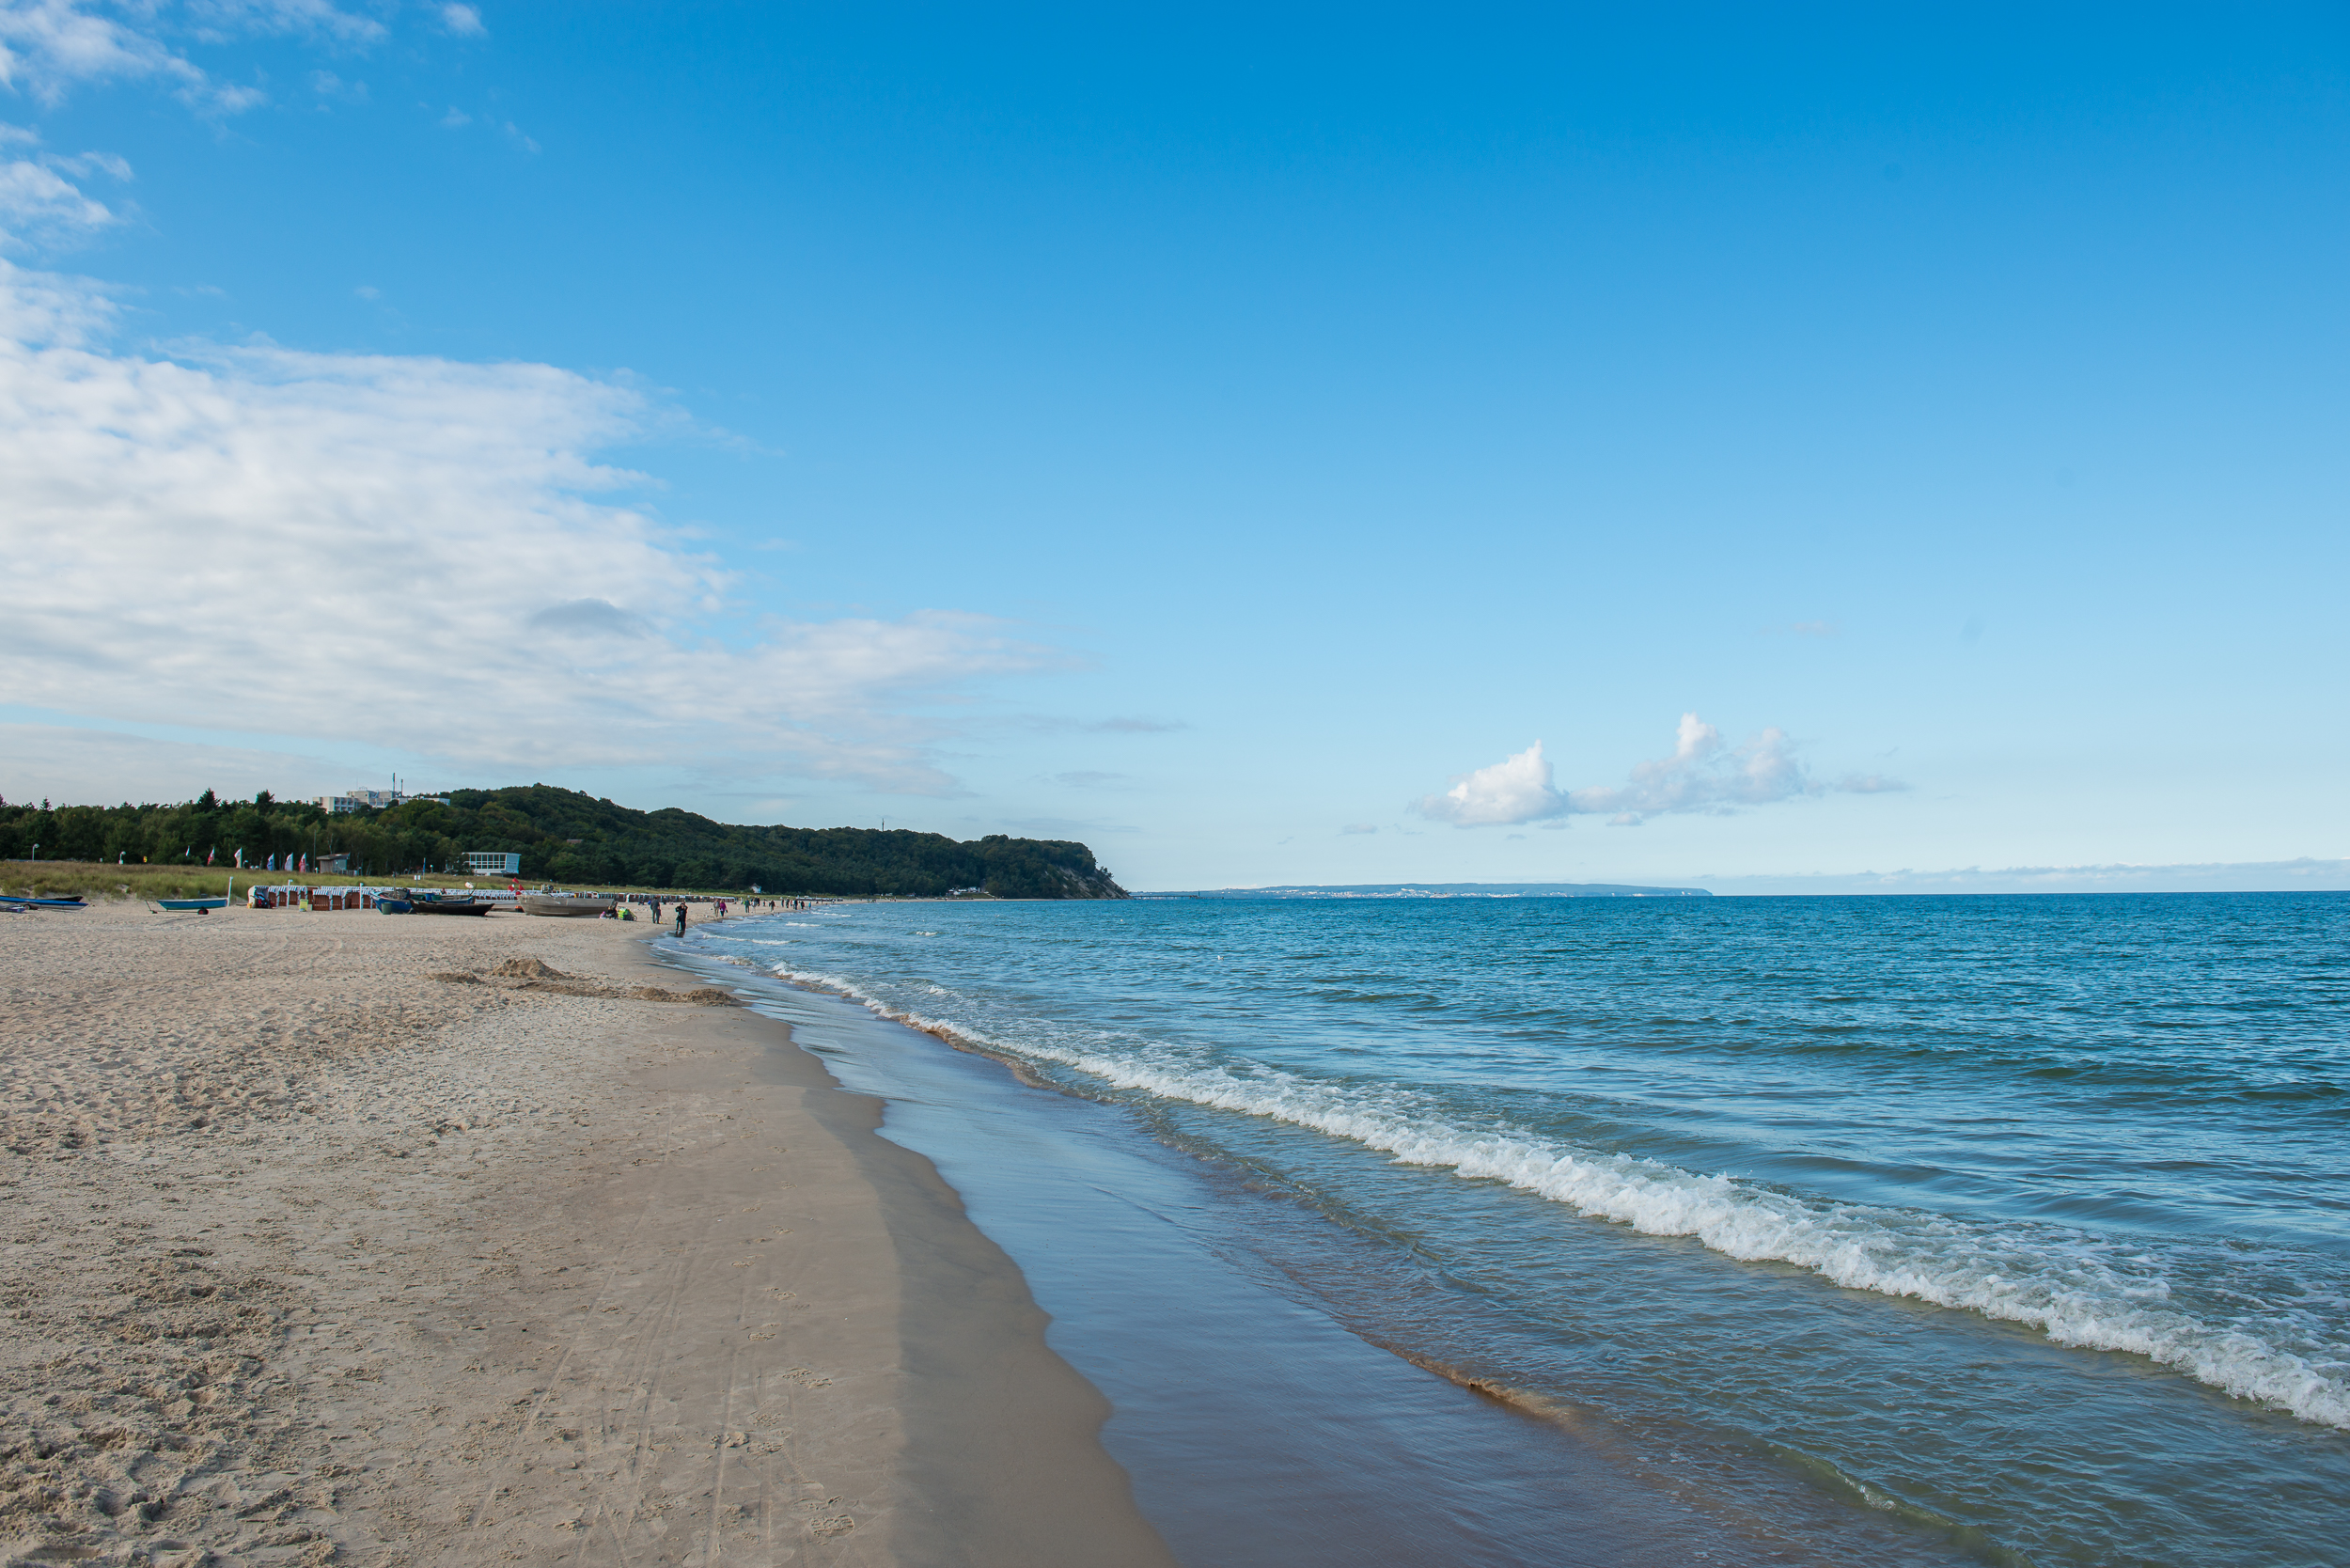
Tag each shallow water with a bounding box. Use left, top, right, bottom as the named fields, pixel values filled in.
left=682, top=894, right=2349, bottom=1566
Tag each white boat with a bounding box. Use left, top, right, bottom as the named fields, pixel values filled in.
left=519, top=892, right=619, bottom=918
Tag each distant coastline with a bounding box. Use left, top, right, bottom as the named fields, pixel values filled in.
left=1136, top=882, right=1712, bottom=899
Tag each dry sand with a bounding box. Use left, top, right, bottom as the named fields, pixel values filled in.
left=0, top=905, right=1173, bottom=1567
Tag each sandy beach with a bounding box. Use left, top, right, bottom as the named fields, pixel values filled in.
left=0, top=905, right=1172, bottom=1567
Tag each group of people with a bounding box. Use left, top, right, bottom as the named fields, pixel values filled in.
left=586, top=893, right=811, bottom=937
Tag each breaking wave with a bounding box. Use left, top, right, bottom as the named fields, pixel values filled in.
left=765, top=957, right=2350, bottom=1431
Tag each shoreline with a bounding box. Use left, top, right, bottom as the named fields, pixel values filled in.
left=0, top=907, right=1170, bottom=1566
left=674, top=917, right=1990, bottom=1567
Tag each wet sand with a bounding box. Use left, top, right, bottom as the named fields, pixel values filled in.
left=700, top=952, right=1965, bottom=1568
left=0, top=905, right=1171, bottom=1566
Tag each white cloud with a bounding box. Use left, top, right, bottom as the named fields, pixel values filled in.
left=0, top=1, right=390, bottom=115
left=0, top=123, right=133, bottom=249
left=1564, top=713, right=1814, bottom=823
left=438, top=3, right=483, bottom=38
left=1417, top=715, right=1906, bottom=828
left=1340, top=823, right=1378, bottom=835
left=0, top=152, right=118, bottom=246
left=0, top=262, right=1070, bottom=793
left=42, top=147, right=129, bottom=180
left=188, top=0, right=384, bottom=47
left=0, top=1, right=208, bottom=103
left=308, top=67, right=365, bottom=102
left=1415, top=741, right=1568, bottom=825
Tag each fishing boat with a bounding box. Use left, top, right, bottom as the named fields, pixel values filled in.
left=152, top=896, right=229, bottom=914
left=404, top=892, right=494, bottom=917
left=519, top=892, right=619, bottom=917
left=0, top=894, right=88, bottom=910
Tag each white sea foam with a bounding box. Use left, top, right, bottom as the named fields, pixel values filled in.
left=760, top=958, right=2350, bottom=1432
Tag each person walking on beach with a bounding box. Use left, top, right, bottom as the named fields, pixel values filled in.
left=674, top=902, right=687, bottom=937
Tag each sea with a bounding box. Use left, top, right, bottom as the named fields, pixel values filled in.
left=671, top=893, right=2348, bottom=1566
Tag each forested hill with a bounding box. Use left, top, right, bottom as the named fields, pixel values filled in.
left=0, top=785, right=1128, bottom=899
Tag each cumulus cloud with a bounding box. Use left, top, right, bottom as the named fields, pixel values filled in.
left=1416, top=715, right=1906, bottom=827
left=1415, top=741, right=1569, bottom=825
left=0, top=262, right=1068, bottom=792
left=438, top=3, right=483, bottom=37
left=1565, top=713, right=1815, bottom=823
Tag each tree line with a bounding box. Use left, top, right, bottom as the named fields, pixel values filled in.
left=0, top=784, right=1128, bottom=899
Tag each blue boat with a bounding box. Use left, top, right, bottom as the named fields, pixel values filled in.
left=0, top=894, right=88, bottom=909
left=153, top=897, right=229, bottom=914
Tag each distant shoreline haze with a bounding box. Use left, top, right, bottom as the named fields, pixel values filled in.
left=1144, top=862, right=2350, bottom=898
left=1143, top=883, right=1714, bottom=899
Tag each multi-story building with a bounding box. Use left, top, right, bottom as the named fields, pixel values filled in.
left=317, top=789, right=453, bottom=813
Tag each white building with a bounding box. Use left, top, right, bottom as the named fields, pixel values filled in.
left=320, top=789, right=394, bottom=814
left=462, top=852, right=523, bottom=876
left=318, top=789, right=452, bottom=813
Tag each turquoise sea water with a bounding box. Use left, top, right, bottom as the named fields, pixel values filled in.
left=686, top=894, right=2347, bottom=1565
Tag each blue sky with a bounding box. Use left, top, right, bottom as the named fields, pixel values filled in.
left=2, top=3, right=2344, bottom=888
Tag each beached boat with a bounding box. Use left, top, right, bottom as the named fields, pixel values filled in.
left=520, top=892, right=619, bottom=917
left=404, top=893, right=494, bottom=917
left=152, top=897, right=229, bottom=914
left=0, top=894, right=88, bottom=910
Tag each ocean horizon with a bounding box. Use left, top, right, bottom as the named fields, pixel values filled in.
left=1139, top=862, right=2350, bottom=898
